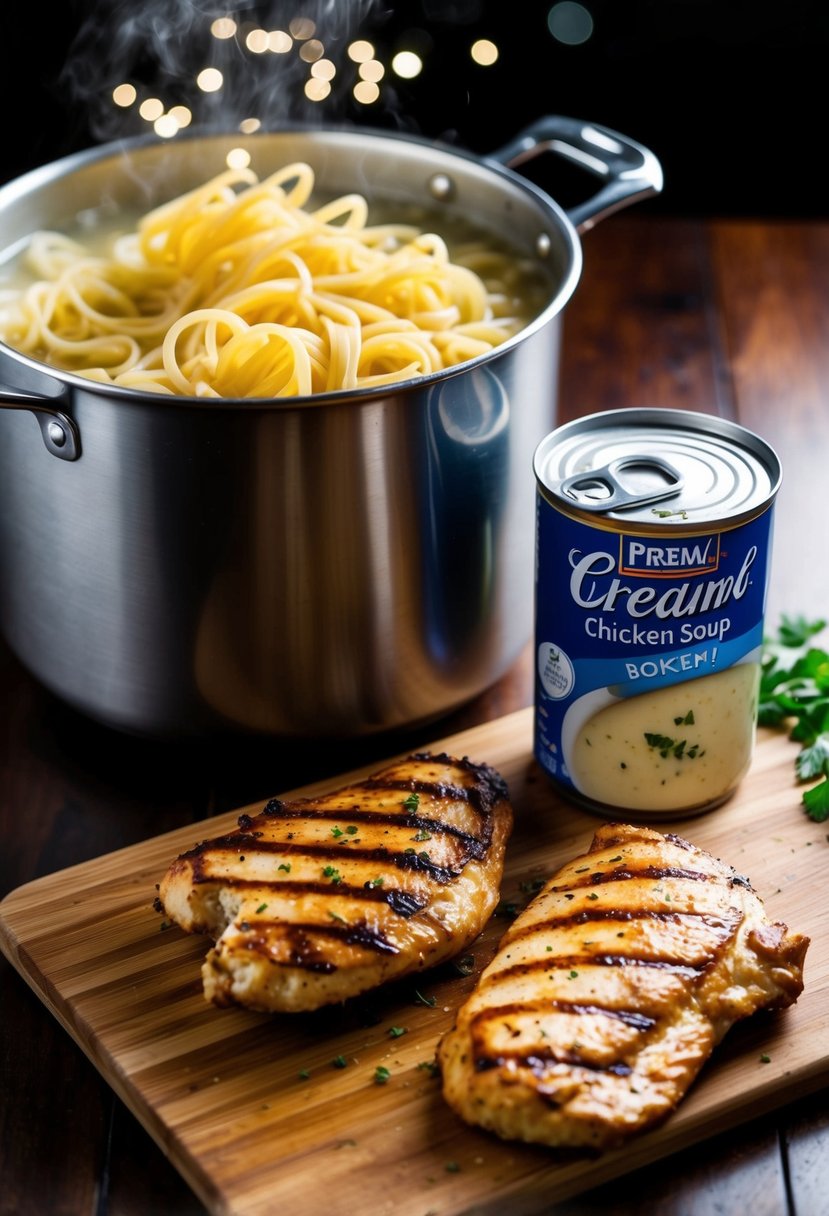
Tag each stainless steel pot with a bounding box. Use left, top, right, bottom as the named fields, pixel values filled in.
left=0, top=118, right=662, bottom=737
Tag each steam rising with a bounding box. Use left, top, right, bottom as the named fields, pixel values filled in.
left=60, top=0, right=389, bottom=144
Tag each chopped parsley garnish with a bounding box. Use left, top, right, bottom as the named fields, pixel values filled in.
left=331, top=825, right=345, bottom=838
left=388, top=1025, right=407, bottom=1038
left=403, top=792, right=420, bottom=812
left=365, top=876, right=384, bottom=888
left=255, top=903, right=268, bottom=914
left=278, top=862, right=291, bottom=873
left=414, top=988, right=437, bottom=1007
left=298, top=1069, right=310, bottom=1080
left=651, top=507, right=688, bottom=520
left=328, top=910, right=347, bottom=924
left=417, top=1059, right=440, bottom=1077
left=412, top=829, right=432, bottom=841
left=322, top=864, right=342, bottom=884
left=760, top=615, right=829, bottom=821
left=373, top=1065, right=391, bottom=1085
left=644, top=730, right=703, bottom=760
left=332, top=1055, right=348, bottom=1069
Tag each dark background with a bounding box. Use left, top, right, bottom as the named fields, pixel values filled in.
left=1, top=0, right=825, bottom=218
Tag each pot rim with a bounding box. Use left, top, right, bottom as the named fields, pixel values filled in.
left=0, top=122, right=583, bottom=411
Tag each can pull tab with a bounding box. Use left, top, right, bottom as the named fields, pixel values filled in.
left=557, top=455, right=684, bottom=512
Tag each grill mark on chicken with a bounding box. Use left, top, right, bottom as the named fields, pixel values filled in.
left=184, top=817, right=484, bottom=857
left=551, top=864, right=711, bottom=890
left=235, top=917, right=400, bottom=965
left=167, top=871, right=430, bottom=918
left=259, top=803, right=493, bottom=859
left=501, top=906, right=740, bottom=939
left=438, top=822, right=810, bottom=1151
left=474, top=999, right=657, bottom=1037
left=473, top=995, right=658, bottom=1076
left=220, top=876, right=428, bottom=913
left=185, top=839, right=463, bottom=886
left=481, top=955, right=706, bottom=986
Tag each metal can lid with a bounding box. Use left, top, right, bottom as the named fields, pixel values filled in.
left=534, top=407, right=781, bottom=528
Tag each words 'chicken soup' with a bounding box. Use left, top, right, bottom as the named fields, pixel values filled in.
left=533, top=408, right=781, bottom=818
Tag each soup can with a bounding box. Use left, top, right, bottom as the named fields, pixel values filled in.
left=533, top=407, right=782, bottom=818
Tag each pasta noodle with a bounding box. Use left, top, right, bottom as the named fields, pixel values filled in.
left=0, top=161, right=545, bottom=398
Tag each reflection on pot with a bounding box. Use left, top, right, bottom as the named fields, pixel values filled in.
left=420, top=366, right=510, bottom=664
left=190, top=351, right=544, bottom=738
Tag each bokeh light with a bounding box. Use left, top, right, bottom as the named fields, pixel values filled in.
left=168, top=105, right=192, bottom=129
left=154, top=114, right=179, bottom=139
left=547, top=2, right=594, bottom=45
left=197, top=67, right=224, bottom=93
left=211, top=17, right=236, bottom=40
left=358, top=60, right=385, bottom=83
left=353, top=80, right=380, bottom=104
left=470, top=39, right=498, bottom=66
left=299, top=39, right=325, bottom=63
left=391, top=51, right=423, bottom=79
left=289, top=17, right=316, bottom=40
left=112, top=83, right=136, bottom=108
left=305, top=78, right=331, bottom=101
left=227, top=146, right=252, bottom=169
left=245, top=29, right=269, bottom=54
left=348, top=40, right=375, bottom=63
left=311, top=59, right=337, bottom=81
left=268, top=30, right=292, bottom=53
left=138, top=97, right=164, bottom=121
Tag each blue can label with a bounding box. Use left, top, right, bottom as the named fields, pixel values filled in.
left=533, top=497, right=774, bottom=807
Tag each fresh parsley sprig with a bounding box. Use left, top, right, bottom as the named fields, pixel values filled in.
left=759, top=615, right=829, bottom=821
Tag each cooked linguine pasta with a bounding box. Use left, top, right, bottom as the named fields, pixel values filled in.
left=0, top=162, right=543, bottom=398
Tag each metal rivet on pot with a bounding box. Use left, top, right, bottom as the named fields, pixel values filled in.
left=47, top=421, right=67, bottom=447
left=428, top=173, right=455, bottom=202
left=535, top=233, right=552, bottom=258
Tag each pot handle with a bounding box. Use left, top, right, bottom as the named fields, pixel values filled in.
left=0, top=387, right=81, bottom=460
left=489, top=115, right=663, bottom=233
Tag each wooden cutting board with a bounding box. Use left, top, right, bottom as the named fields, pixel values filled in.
left=1, top=707, right=828, bottom=1216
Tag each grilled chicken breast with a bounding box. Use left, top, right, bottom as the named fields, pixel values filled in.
left=438, top=822, right=809, bottom=1151
left=158, top=752, right=513, bottom=1013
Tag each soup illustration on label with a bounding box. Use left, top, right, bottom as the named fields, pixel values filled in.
left=533, top=408, right=781, bottom=817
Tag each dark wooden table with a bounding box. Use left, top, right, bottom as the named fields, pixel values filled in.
left=2, top=212, right=828, bottom=1215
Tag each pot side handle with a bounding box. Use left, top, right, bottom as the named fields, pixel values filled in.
left=489, top=115, right=663, bottom=233
left=0, top=387, right=81, bottom=460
